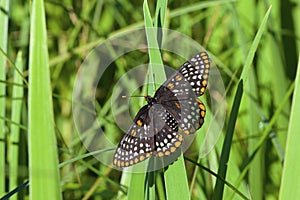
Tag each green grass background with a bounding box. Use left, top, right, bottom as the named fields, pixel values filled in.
left=1, top=0, right=300, bottom=199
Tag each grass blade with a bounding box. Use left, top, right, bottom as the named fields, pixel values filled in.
left=127, top=173, right=146, bottom=200
left=28, top=0, right=61, bottom=199
left=143, top=0, right=165, bottom=87
left=126, top=1, right=167, bottom=199
left=213, top=5, right=272, bottom=199
left=240, top=5, right=272, bottom=82
left=8, top=51, right=24, bottom=200
left=213, top=80, right=243, bottom=200
left=228, top=81, right=295, bottom=199
left=0, top=0, right=9, bottom=196
left=145, top=1, right=190, bottom=199
left=279, top=55, right=300, bottom=199
left=165, top=155, right=190, bottom=199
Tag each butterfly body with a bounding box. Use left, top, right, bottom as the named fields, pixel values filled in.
left=113, top=52, right=210, bottom=168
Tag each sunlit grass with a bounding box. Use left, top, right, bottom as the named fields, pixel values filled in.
left=28, top=0, right=61, bottom=199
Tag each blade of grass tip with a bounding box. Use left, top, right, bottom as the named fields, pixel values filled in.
left=154, top=0, right=167, bottom=28
left=227, top=5, right=272, bottom=199
left=230, top=3, right=264, bottom=198
left=143, top=0, right=166, bottom=88
left=230, top=1, right=267, bottom=199
left=8, top=51, right=24, bottom=200
left=213, top=6, right=271, bottom=199
left=0, top=0, right=9, bottom=196
left=212, top=80, right=243, bottom=200
left=240, top=5, right=272, bottom=82
left=28, top=0, right=61, bottom=199
left=279, top=55, right=300, bottom=199
left=154, top=0, right=167, bottom=47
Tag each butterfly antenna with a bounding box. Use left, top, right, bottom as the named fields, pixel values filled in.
left=146, top=69, right=150, bottom=96
left=153, top=74, right=157, bottom=92
left=122, top=95, right=144, bottom=99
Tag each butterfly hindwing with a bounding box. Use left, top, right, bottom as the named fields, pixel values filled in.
left=113, top=106, right=154, bottom=168
left=152, top=108, right=182, bottom=157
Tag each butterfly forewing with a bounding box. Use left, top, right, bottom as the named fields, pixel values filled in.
left=179, top=52, right=210, bottom=96
left=156, top=52, right=210, bottom=134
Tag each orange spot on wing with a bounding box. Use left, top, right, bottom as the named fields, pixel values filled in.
left=171, top=147, right=176, bottom=152
left=175, top=75, right=182, bottom=81
left=168, top=82, right=174, bottom=89
left=131, top=129, right=137, bottom=136
left=137, top=119, right=143, bottom=127
left=139, top=155, right=145, bottom=161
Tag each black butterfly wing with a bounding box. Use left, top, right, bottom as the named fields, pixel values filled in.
left=113, top=105, right=154, bottom=168
left=152, top=106, right=183, bottom=157
left=178, top=52, right=210, bottom=96
left=154, top=52, right=210, bottom=134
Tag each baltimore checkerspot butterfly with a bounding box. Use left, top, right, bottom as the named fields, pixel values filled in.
left=113, top=52, right=210, bottom=168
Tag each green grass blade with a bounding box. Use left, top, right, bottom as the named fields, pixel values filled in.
left=0, top=48, right=28, bottom=87
left=169, top=0, right=235, bottom=18
left=213, top=80, right=243, bottom=200
left=214, top=6, right=271, bottom=199
left=279, top=55, right=300, bottom=199
left=127, top=173, right=146, bottom=200
left=144, top=2, right=166, bottom=199
left=228, top=82, right=295, bottom=199
left=240, top=5, right=272, bottom=82
left=28, top=0, right=61, bottom=199
left=247, top=69, right=264, bottom=200
left=0, top=0, right=9, bottom=196
left=230, top=1, right=264, bottom=198
left=145, top=1, right=190, bottom=199
left=165, top=155, right=190, bottom=199
left=143, top=0, right=165, bottom=88
left=154, top=0, right=167, bottom=29
left=8, top=51, right=24, bottom=200
left=126, top=1, right=167, bottom=199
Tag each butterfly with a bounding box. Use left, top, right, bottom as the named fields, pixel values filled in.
left=113, top=52, right=210, bottom=168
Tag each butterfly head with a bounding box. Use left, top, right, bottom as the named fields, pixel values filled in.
left=144, top=95, right=156, bottom=105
